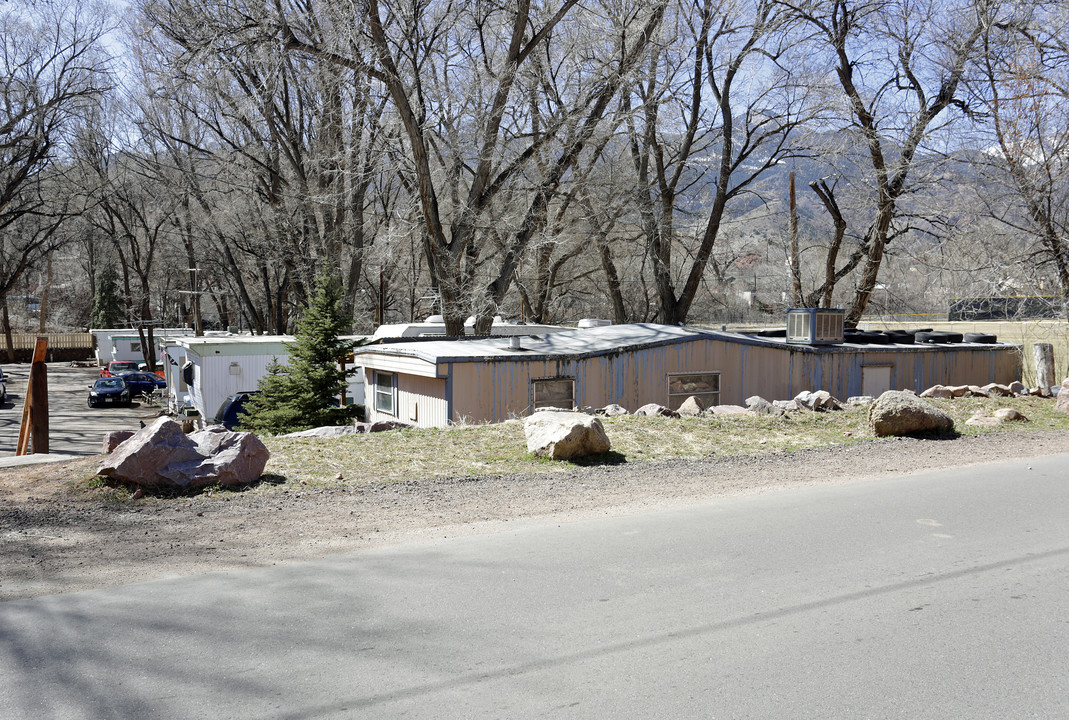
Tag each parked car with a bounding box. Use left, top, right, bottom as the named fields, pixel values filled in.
left=101, top=361, right=140, bottom=378
left=119, top=371, right=167, bottom=397
left=88, top=377, right=131, bottom=408
left=214, top=391, right=259, bottom=430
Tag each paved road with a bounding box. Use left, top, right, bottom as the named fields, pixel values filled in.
left=0, top=363, right=155, bottom=460
left=2, top=455, right=1067, bottom=718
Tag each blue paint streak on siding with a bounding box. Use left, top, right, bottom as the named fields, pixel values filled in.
left=846, top=356, right=863, bottom=398
left=445, top=364, right=453, bottom=424
left=803, top=352, right=820, bottom=393
left=614, top=354, right=630, bottom=405
left=738, top=345, right=747, bottom=402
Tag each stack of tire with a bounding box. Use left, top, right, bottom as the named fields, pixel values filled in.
left=843, top=329, right=898, bottom=344
left=843, top=329, right=999, bottom=345
left=914, top=330, right=998, bottom=344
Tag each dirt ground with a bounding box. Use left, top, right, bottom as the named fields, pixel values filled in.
left=3, top=430, right=1068, bottom=601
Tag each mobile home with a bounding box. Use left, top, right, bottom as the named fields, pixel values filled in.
left=355, top=323, right=1021, bottom=428
left=167, top=335, right=367, bottom=425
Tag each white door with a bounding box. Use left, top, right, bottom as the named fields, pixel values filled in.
left=862, top=365, right=892, bottom=397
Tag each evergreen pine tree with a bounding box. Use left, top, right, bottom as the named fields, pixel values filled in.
left=240, top=270, right=358, bottom=434
left=89, top=265, right=123, bottom=329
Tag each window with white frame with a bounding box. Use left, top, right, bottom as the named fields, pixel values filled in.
left=667, top=372, right=720, bottom=408
left=374, top=371, right=396, bottom=415
left=531, top=377, right=575, bottom=410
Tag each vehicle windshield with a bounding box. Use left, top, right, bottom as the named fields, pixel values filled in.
left=111, top=362, right=138, bottom=372
left=97, top=378, right=125, bottom=389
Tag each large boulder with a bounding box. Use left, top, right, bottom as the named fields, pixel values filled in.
left=676, top=396, right=705, bottom=417
left=964, top=412, right=1001, bottom=428
left=919, top=385, right=954, bottom=399
left=705, top=404, right=749, bottom=415
left=635, top=403, right=680, bottom=418
left=745, top=396, right=784, bottom=416
left=282, top=426, right=359, bottom=439
left=598, top=404, right=629, bottom=417
left=369, top=420, right=412, bottom=433
left=159, top=426, right=270, bottom=488
left=982, top=383, right=1015, bottom=397
left=964, top=408, right=1029, bottom=427
left=99, top=417, right=269, bottom=488
left=868, top=391, right=955, bottom=437
left=794, top=390, right=842, bottom=412
left=524, top=411, right=610, bottom=460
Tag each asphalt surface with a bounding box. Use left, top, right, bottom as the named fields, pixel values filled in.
left=1, top=454, right=1066, bottom=718
left=0, top=363, right=157, bottom=463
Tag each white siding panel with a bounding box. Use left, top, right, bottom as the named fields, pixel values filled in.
left=189, top=352, right=287, bottom=424
left=358, top=353, right=440, bottom=378
left=367, top=371, right=448, bottom=428
left=397, top=385, right=448, bottom=428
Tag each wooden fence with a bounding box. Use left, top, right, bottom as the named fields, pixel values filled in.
left=1, top=333, right=94, bottom=363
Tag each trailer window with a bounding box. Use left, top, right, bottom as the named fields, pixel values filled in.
left=532, top=378, right=574, bottom=410
left=668, top=372, right=720, bottom=408
left=375, top=371, right=396, bottom=415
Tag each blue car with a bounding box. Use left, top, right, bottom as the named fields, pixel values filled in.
left=119, top=371, right=167, bottom=397
left=214, top=391, right=259, bottom=430
left=88, top=377, right=131, bottom=408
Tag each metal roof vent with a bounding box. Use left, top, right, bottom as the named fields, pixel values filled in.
left=577, top=318, right=612, bottom=328
left=510, top=336, right=522, bottom=350
left=786, top=308, right=845, bottom=345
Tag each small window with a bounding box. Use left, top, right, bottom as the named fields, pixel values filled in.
left=131, top=342, right=142, bottom=353
left=375, top=371, right=396, bottom=415
left=668, top=372, right=720, bottom=407
left=532, top=377, right=574, bottom=410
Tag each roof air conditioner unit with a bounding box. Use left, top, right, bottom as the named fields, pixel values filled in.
left=786, top=308, right=845, bottom=345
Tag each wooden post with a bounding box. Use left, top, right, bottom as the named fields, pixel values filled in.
left=30, top=357, right=48, bottom=453
left=16, top=337, right=49, bottom=455
left=1034, top=343, right=1056, bottom=395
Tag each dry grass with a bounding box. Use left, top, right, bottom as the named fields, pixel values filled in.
left=261, top=396, right=1069, bottom=487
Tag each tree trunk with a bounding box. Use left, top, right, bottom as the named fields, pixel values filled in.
left=38, top=251, right=52, bottom=333
left=2, top=297, right=14, bottom=363
left=1034, top=343, right=1056, bottom=395
left=788, top=172, right=801, bottom=306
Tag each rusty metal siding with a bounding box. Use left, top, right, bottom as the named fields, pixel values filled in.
left=358, top=336, right=1022, bottom=427
left=779, top=346, right=1023, bottom=400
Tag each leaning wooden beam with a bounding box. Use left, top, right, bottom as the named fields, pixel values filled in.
left=15, top=337, right=49, bottom=455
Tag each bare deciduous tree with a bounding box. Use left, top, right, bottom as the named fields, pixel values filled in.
left=0, top=1, right=111, bottom=315
left=782, top=0, right=997, bottom=325
left=972, top=3, right=1069, bottom=318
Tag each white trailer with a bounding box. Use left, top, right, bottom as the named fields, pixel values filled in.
left=90, top=328, right=194, bottom=367
left=170, top=335, right=366, bottom=426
